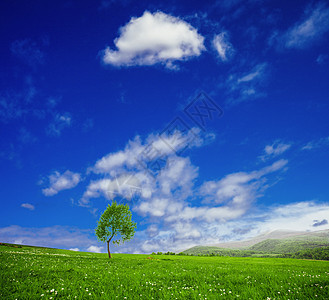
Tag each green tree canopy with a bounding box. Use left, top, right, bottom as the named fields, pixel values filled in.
left=95, top=201, right=137, bottom=258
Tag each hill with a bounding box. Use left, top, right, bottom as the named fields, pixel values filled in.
left=181, top=229, right=329, bottom=256
left=207, top=229, right=329, bottom=249
left=249, top=237, right=329, bottom=253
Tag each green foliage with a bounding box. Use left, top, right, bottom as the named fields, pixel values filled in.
left=182, top=246, right=258, bottom=257
left=249, top=238, right=329, bottom=253
left=280, top=246, right=329, bottom=260
left=1, top=244, right=329, bottom=299
left=153, top=251, right=175, bottom=255
left=95, top=201, right=137, bottom=245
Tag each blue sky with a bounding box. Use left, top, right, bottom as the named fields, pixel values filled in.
left=1, top=0, right=329, bottom=254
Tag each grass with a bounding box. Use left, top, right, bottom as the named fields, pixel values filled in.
left=1, top=243, right=329, bottom=299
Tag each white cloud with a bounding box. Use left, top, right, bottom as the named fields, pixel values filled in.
left=236, top=63, right=267, bottom=83
left=69, top=248, right=80, bottom=251
left=81, top=127, right=209, bottom=206
left=133, top=156, right=198, bottom=218
left=146, top=224, right=159, bottom=238
left=102, top=11, right=205, bottom=68
left=259, top=140, right=291, bottom=161
left=278, top=2, right=329, bottom=49
left=157, top=156, right=198, bottom=197
left=91, top=127, right=206, bottom=175
left=226, top=63, right=268, bottom=104
left=82, top=176, right=142, bottom=204
left=82, top=154, right=198, bottom=208
left=87, top=245, right=103, bottom=253
left=3, top=200, right=328, bottom=254
left=91, top=136, right=143, bottom=174
left=0, top=87, right=37, bottom=124
left=21, top=203, right=35, bottom=210
left=265, top=143, right=290, bottom=156
left=254, top=201, right=329, bottom=232
left=119, top=200, right=329, bottom=253
left=137, top=198, right=170, bottom=217
left=91, top=152, right=287, bottom=251
left=42, top=170, right=81, bottom=196
left=0, top=225, right=99, bottom=250
left=80, top=120, right=291, bottom=253
left=212, top=32, right=234, bottom=62
left=165, top=159, right=288, bottom=223
left=302, top=136, right=329, bottom=150
left=46, top=112, right=72, bottom=137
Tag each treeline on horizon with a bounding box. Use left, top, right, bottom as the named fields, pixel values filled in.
left=151, top=246, right=329, bottom=261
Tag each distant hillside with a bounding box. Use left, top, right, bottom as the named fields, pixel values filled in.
left=207, top=229, right=329, bottom=249
left=181, top=229, right=329, bottom=256
left=181, top=246, right=258, bottom=257
left=249, top=238, right=329, bottom=253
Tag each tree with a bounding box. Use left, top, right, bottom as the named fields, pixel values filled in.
left=95, top=201, right=137, bottom=259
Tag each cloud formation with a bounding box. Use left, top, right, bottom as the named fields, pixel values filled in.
left=81, top=127, right=210, bottom=206
left=1, top=200, right=328, bottom=254
left=42, top=170, right=81, bottom=196
left=278, top=2, right=329, bottom=49
left=302, top=136, right=329, bottom=150
left=0, top=225, right=98, bottom=250
left=102, top=11, right=205, bottom=68
left=259, top=140, right=291, bottom=161
left=165, top=159, right=288, bottom=224
left=21, top=203, right=35, bottom=210
left=79, top=123, right=290, bottom=252
left=46, top=113, right=72, bottom=137
left=212, top=32, right=235, bottom=62
left=255, top=201, right=329, bottom=233
left=120, top=199, right=329, bottom=253
left=69, top=248, right=80, bottom=251
left=226, top=63, right=268, bottom=104
left=87, top=245, right=103, bottom=253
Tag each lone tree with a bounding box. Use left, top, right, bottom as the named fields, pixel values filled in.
left=95, top=201, right=137, bottom=259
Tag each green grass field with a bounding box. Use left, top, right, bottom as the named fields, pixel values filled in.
left=1, top=244, right=328, bottom=299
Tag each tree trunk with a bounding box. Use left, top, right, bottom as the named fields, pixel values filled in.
left=107, top=240, right=111, bottom=259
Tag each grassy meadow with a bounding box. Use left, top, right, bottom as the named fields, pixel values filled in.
left=1, top=243, right=328, bottom=299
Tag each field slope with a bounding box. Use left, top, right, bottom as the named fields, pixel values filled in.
left=1, top=243, right=329, bottom=299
